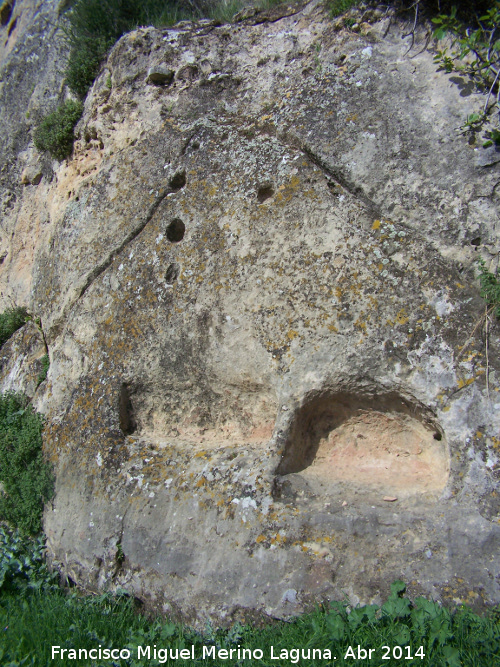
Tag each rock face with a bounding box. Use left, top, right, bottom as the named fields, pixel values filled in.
left=0, top=0, right=68, bottom=302
left=1, top=0, right=500, bottom=623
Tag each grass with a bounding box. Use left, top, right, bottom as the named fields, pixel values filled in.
left=329, top=0, right=359, bottom=18
left=0, top=393, right=53, bottom=535
left=0, top=572, right=499, bottom=666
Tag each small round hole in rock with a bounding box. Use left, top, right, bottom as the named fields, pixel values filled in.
left=169, top=170, right=186, bottom=191
left=257, top=184, right=274, bottom=203
left=166, top=218, right=185, bottom=243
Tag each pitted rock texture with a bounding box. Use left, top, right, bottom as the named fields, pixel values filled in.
left=1, top=1, right=500, bottom=623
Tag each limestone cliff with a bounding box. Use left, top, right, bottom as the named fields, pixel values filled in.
left=1, top=0, right=499, bottom=623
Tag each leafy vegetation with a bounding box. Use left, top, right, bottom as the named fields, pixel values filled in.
left=33, top=99, right=83, bottom=161
left=0, top=306, right=27, bottom=349
left=0, top=526, right=59, bottom=595
left=432, top=1, right=500, bottom=144
left=0, top=393, right=53, bottom=534
left=477, top=257, right=500, bottom=317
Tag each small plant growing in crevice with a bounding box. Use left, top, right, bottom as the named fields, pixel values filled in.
left=36, top=353, right=50, bottom=387
left=116, top=542, right=125, bottom=565
left=477, top=257, right=500, bottom=317
left=34, top=99, right=83, bottom=161
left=0, top=306, right=27, bottom=349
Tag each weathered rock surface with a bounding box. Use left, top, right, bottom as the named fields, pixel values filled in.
left=0, top=0, right=69, bottom=304
left=1, top=0, right=500, bottom=623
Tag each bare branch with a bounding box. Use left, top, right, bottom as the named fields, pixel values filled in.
left=402, top=0, right=421, bottom=56
left=484, top=66, right=500, bottom=115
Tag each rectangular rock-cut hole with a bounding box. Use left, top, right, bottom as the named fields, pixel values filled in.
left=119, top=383, right=137, bottom=435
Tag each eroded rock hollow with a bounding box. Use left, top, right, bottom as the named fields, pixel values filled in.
left=1, top=0, right=499, bottom=623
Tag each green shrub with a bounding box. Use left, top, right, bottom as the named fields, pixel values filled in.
left=0, top=393, right=54, bottom=535
left=0, top=307, right=27, bottom=349
left=33, top=99, right=83, bottom=161
left=419, top=1, right=496, bottom=23
left=66, top=39, right=108, bottom=98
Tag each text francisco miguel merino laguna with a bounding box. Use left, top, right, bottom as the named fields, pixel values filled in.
left=51, top=644, right=426, bottom=662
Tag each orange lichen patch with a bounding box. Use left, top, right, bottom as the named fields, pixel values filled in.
left=354, top=318, right=367, bottom=332
left=395, top=309, right=409, bottom=325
